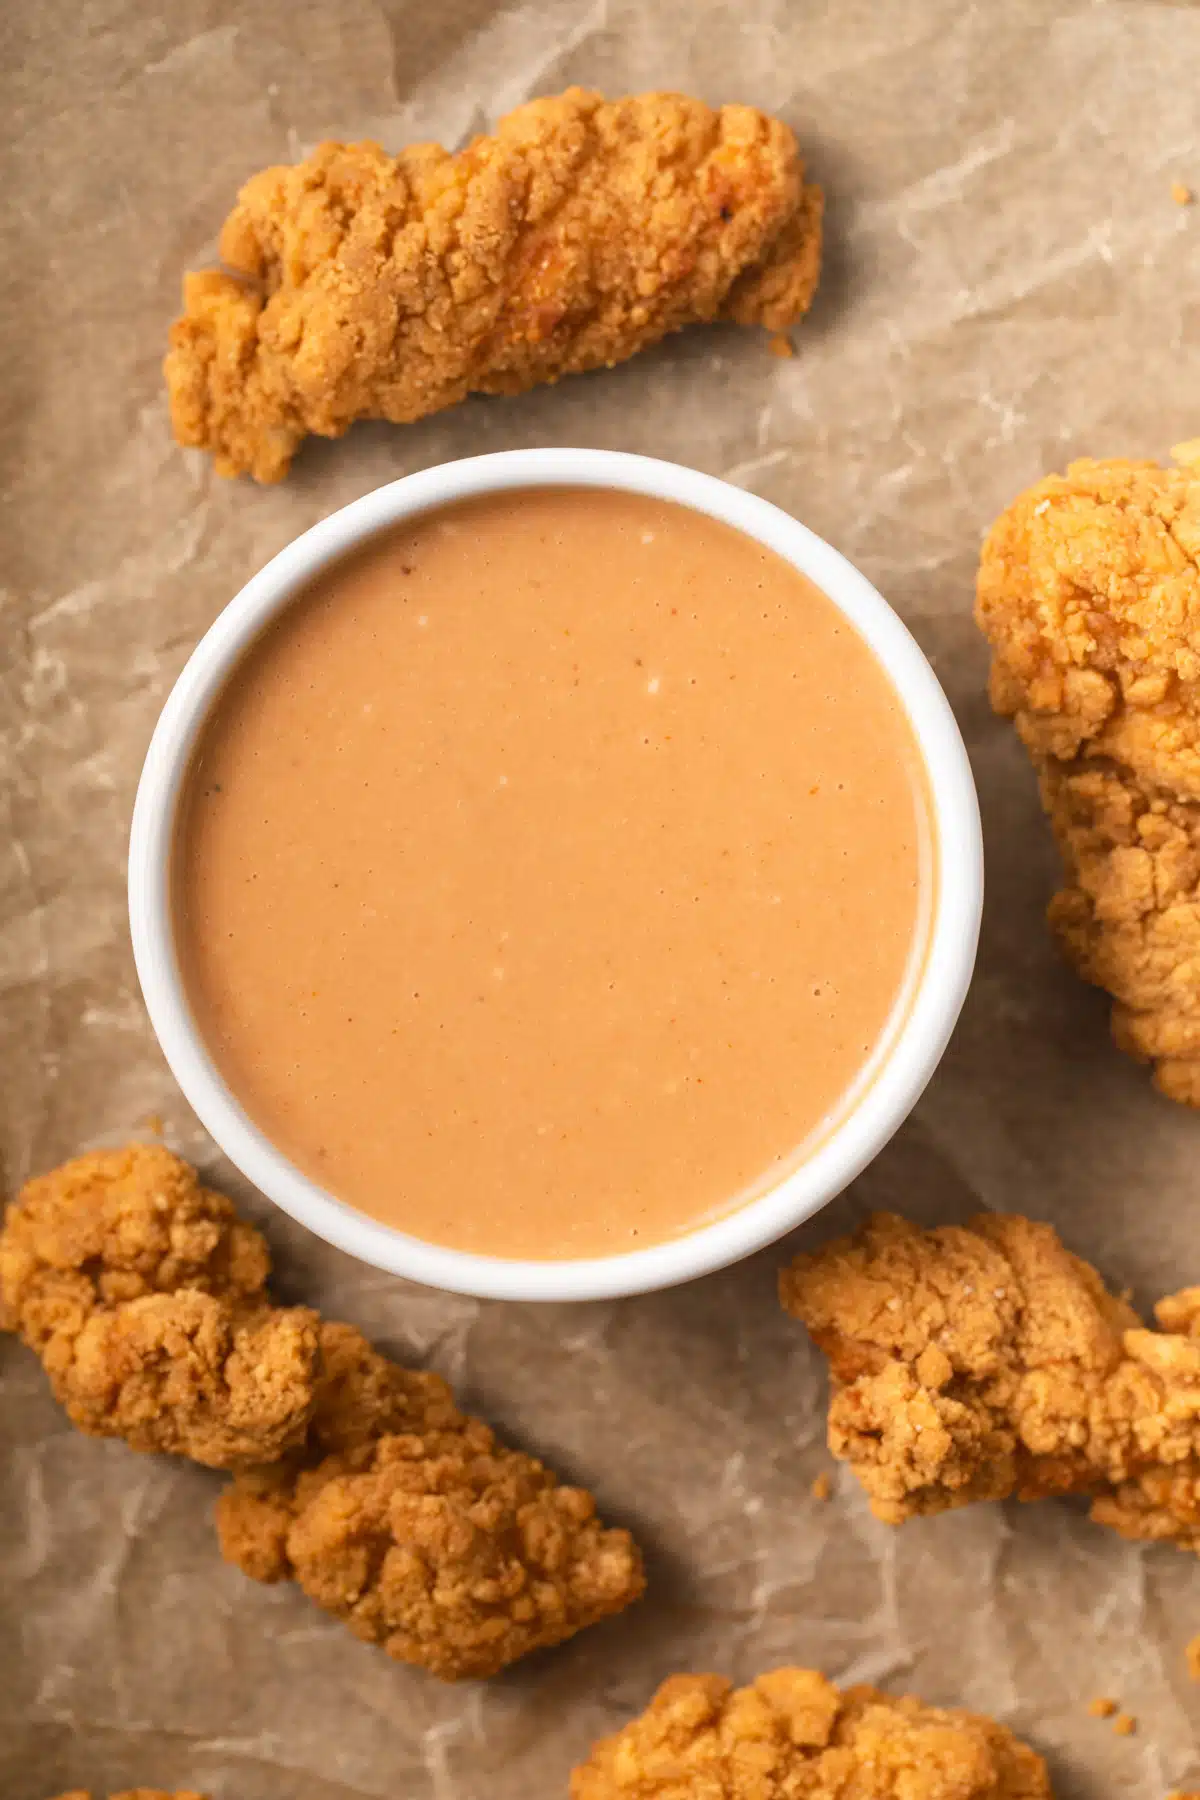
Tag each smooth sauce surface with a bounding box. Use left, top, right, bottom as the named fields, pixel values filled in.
left=174, top=488, right=930, bottom=1259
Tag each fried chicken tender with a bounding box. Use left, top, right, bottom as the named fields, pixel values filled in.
left=0, top=1144, right=318, bottom=1467
left=781, top=1211, right=1200, bottom=1548
left=2, top=1143, right=644, bottom=1678
left=976, top=447, right=1200, bottom=1103
left=569, top=1667, right=1050, bottom=1800
left=49, top=1791, right=206, bottom=1800
left=165, top=87, right=823, bottom=481
left=216, top=1320, right=645, bottom=1680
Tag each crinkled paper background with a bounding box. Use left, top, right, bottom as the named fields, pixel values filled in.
left=3, top=1, right=1200, bottom=1794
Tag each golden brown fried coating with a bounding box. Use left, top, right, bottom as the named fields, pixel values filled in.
left=166, top=87, right=823, bottom=481
left=569, top=1667, right=1050, bottom=1800
left=217, top=1321, right=646, bottom=1680
left=48, top=1791, right=206, bottom=1800
left=6, top=1145, right=645, bottom=1676
left=0, top=1145, right=318, bottom=1467
left=782, top=1211, right=1200, bottom=1548
left=976, top=448, right=1200, bottom=1102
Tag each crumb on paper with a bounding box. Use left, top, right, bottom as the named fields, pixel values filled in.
left=1172, top=180, right=1193, bottom=205
left=810, top=1471, right=832, bottom=1501
left=768, top=332, right=794, bottom=358
left=1087, top=1696, right=1118, bottom=1718
left=1113, top=1712, right=1137, bottom=1736
left=1186, top=1633, right=1200, bottom=1680
left=140, top=1111, right=165, bottom=1135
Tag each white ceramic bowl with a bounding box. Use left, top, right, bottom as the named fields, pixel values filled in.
left=129, top=448, right=981, bottom=1302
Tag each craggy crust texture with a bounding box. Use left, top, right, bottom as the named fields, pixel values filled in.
left=0, top=1144, right=318, bottom=1466
left=569, top=1668, right=1050, bottom=1800
left=48, top=1791, right=207, bottom=1799
left=5, top=1144, right=645, bottom=1677
left=216, top=1321, right=646, bottom=1680
left=781, top=1211, right=1200, bottom=1548
left=165, top=87, right=823, bottom=480
left=975, top=448, right=1200, bottom=1103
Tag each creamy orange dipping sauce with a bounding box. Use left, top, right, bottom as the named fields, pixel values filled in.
left=173, top=488, right=932, bottom=1259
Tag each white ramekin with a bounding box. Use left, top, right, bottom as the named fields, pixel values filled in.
left=129, top=449, right=981, bottom=1303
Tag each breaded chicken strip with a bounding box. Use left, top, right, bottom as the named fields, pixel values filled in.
left=976, top=447, right=1200, bottom=1103
left=782, top=1212, right=1200, bottom=1548
left=0, top=1144, right=318, bottom=1467
left=217, top=1320, right=645, bottom=1680
left=49, top=1791, right=206, bottom=1799
left=166, top=88, right=823, bottom=481
left=1, top=1143, right=644, bottom=1678
left=569, top=1667, right=1049, bottom=1800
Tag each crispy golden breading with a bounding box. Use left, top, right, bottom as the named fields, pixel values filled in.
left=782, top=1211, right=1200, bottom=1548
left=569, top=1668, right=1050, bottom=1800
left=48, top=1791, right=206, bottom=1800
left=166, top=88, right=823, bottom=481
left=976, top=448, right=1200, bottom=1102
left=2, top=1144, right=645, bottom=1679
left=0, top=1145, right=318, bottom=1467
left=217, top=1322, right=646, bottom=1680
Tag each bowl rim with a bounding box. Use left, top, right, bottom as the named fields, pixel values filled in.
left=128, top=447, right=982, bottom=1301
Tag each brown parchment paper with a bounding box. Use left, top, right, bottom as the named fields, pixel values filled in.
left=4, top=1, right=1200, bottom=1795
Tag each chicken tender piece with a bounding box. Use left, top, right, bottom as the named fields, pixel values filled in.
left=782, top=1212, right=1200, bottom=1549
left=49, top=1791, right=206, bottom=1800
left=0, top=1144, right=318, bottom=1466
left=166, top=87, right=823, bottom=481
left=976, top=447, right=1200, bottom=1102
left=569, top=1667, right=1050, bottom=1800
left=217, top=1322, right=645, bottom=1680
left=5, top=1145, right=645, bottom=1676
